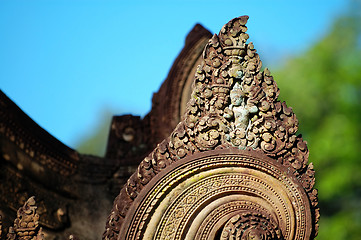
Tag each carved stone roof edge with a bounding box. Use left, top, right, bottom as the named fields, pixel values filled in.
left=0, top=90, right=120, bottom=182
left=0, top=90, right=78, bottom=160
left=144, top=23, right=212, bottom=145
left=0, top=90, right=80, bottom=177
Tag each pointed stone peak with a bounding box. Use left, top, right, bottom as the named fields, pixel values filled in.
left=104, top=16, right=319, bottom=240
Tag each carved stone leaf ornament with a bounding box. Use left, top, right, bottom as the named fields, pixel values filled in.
left=104, top=16, right=319, bottom=240
left=5, top=196, right=45, bottom=240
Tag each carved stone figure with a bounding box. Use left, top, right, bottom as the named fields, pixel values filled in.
left=104, top=15, right=319, bottom=240
left=1, top=15, right=319, bottom=240
left=224, top=82, right=258, bottom=131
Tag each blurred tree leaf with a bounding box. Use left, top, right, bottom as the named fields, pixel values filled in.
left=76, top=110, right=113, bottom=156
left=273, top=2, right=361, bottom=239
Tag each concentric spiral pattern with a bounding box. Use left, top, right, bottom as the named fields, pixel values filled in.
left=119, top=149, right=311, bottom=240
left=104, top=16, right=318, bottom=240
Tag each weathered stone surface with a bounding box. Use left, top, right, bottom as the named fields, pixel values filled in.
left=104, top=16, right=319, bottom=240
left=0, top=23, right=213, bottom=240
left=0, top=15, right=319, bottom=240
left=5, top=197, right=45, bottom=240
left=120, top=149, right=312, bottom=240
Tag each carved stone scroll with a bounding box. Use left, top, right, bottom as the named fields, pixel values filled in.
left=104, top=15, right=319, bottom=240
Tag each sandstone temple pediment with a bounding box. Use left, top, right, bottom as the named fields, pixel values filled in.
left=0, top=16, right=319, bottom=240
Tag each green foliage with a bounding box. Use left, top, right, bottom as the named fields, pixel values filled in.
left=76, top=110, right=112, bottom=156
left=273, top=6, right=361, bottom=239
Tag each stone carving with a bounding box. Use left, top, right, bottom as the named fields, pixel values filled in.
left=224, top=82, right=258, bottom=138
left=117, top=150, right=312, bottom=240
left=0, top=197, right=81, bottom=240
left=0, top=92, right=79, bottom=178
left=5, top=197, right=44, bottom=240
left=0, top=13, right=319, bottom=240
left=104, top=15, right=319, bottom=240
left=105, top=24, right=212, bottom=162
left=0, top=22, right=211, bottom=240
left=220, top=212, right=281, bottom=240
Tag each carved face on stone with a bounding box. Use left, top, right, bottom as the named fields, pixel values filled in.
left=230, top=82, right=245, bottom=106
left=104, top=15, right=318, bottom=240
left=230, top=89, right=244, bottom=106
left=230, top=91, right=243, bottom=106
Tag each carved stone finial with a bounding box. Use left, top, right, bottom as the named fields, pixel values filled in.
left=7, top=196, right=44, bottom=240
left=104, top=15, right=319, bottom=240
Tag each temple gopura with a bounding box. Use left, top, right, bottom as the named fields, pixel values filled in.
left=0, top=16, right=319, bottom=240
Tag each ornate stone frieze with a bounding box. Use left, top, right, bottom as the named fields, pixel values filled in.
left=0, top=91, right=79, bottom=178
left=104, top=15, right=319, bottom=240
left=0, top=165, right=70, bottom=231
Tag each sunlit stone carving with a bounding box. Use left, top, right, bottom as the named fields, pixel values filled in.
left=104, top=16, right=319, bottom=240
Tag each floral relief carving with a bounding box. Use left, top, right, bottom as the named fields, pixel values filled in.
left=104, top=15, right=319, bottom=240
left=5, top=197, right=44, bottom=240
left=220, top=212, right=282, bottom=240
left=0, top=197, right=79, bottom=240
left=119, top=151, right=313, bottom=240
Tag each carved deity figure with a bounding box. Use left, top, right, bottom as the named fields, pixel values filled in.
left=224, top=82, right=258, bottom=131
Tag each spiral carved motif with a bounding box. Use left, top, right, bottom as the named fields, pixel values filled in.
left=220, top=212, right=281, bottom=240
left=104, top=15, right=319, bottom=240
left=118, top=150, right=311, bottom=240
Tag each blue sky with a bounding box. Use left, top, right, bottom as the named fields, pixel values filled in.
left=0, top=0, right=348, bottom=149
